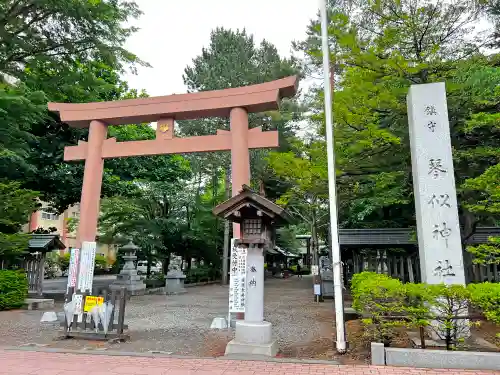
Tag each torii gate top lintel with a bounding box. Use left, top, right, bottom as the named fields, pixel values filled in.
left=48, top=76, right=298, bottom=128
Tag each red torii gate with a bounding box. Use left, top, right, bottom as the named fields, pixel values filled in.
left=49, top=76, right=298, bottom=246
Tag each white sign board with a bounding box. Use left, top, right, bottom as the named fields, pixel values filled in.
left=74, top=241, right=97, bottom=315
left=313, top=284, right=321, bottom=295
left=407, top=83, right=465, bottom=285
left=66, top=248, right=80, bottom=294
left=228, top=245, right=247, bottom=313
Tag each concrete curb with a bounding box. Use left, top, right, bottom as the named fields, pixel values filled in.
left=2, top=346, right=340, bottom=365
left=371, top=341, right=500, bottom=371
left=145, top=280, right=222, bottom=294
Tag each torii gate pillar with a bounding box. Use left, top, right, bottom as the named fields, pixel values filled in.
left=230, top=107, right=250, bottom=237
left=79, top=120, right=107, bottom=244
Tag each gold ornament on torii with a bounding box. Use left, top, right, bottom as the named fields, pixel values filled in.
left=159, top=123, right=169, bottom=133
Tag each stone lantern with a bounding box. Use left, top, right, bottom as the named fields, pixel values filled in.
left=110, top=241, right=146, bottom=296
left=213, top=185, right=291, bottom=356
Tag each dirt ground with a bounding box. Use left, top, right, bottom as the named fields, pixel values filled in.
left=0, top=276, right=348, bottom=361
left=1, top=276, right=497, bottom=365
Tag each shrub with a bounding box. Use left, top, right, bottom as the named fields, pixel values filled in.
left=468, top=282, right=500, bottom=326
left=0, top=270, right=28, bottom=310
left=427, top=284, right=472, bottom=350
left=351, top=272, right=408, bottom=345
left=94, top=255, right=108, bottom=270
left=58, top=253, right=71, bottom=274
left=403, top=283, right=435, bottom=330
left=44, top=252, right=60, bottom=279
left=185, top=266, right=220, bottom=284
left=351, top=272, right=500, bottom=349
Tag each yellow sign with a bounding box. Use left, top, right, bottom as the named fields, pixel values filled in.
left=84, top=295, right=104, bottom=312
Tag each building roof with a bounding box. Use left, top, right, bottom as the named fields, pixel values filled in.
left=296, top=227, right=500, bottom=251
left=213, top=185, right=292, bottom=225
left=29, top=234, right=66, bottom=252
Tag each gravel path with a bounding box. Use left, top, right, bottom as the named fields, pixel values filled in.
left=0, top=276, right=334, bottom=357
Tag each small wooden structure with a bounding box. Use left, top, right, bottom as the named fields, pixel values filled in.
left=25, top=234, right=65, bottom=296
left=61, top=286, right=129, bottom=341
left=213, top=185, right=292, bottom=248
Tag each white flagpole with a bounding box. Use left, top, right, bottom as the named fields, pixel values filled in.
left=319, top=0, right=347, bottom=353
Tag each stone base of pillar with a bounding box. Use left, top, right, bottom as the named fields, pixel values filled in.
left=225, top=321, right=277, bottom=357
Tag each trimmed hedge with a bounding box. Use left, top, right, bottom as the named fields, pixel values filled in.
left=351, top=271, right=500, bottom=348
left=185, top=266, right=220, bottom=284
left=0, top=270, right=28, bottom=310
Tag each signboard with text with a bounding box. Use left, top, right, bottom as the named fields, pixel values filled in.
left=228, top=245, right=247, bottom=313
left=84, top=295, right=104, bottom=312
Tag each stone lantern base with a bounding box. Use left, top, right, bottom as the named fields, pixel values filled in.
left=110, top=273, right=146, bottom=296
left=225, top=321, right=277, bottom=357
left=165, top=270, right=187, bottom=295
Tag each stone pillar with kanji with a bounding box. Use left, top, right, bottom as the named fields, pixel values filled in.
left=213, top=185, right=292, bottom=357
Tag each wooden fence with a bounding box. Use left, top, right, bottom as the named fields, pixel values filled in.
left=467, top=263, right=500, bottom=283
left=62, top=287, right=129, bottom=341
left=344, top=252, right=499, bottom=285
left=345, top=253, right=421, bottom=284
left=24, top=252, right=46, bottom=296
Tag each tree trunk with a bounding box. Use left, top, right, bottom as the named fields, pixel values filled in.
left=222, top=167, right=231, bottom=285
left=311, top=210, right=323, bottom=301
left=146, top=252, right=152, bottom=277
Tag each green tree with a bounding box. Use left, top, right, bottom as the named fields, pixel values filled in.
left=0, top=0, right=147, bottom=81
left=0, top=181, right=38, bottom=264
left=293, top=0, right=499, bottom=239
left=267, top=138, right=329, bottom=259
left=98, top=178, right=223, bottom=275
left=180, top=27, right=304, bottom=279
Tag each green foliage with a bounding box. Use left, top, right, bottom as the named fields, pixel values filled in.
left=0, top=181, right=38, bottom=264
left=351, top=272, right=408, bottom=344
left=465, top=163, right=500, bottom=264
left=0, top=84, right=47, bottom=179
left=44, top=251, right=60, bottom=279
left=58, top=253, right=71, bottom=274
left=291, top=0, right=499, bottom=236
left=0, top=0, right=168, bottom=213
left=0, top=181, right=38, bottom=234
left=94, top=255, right=107, bottom=271
left=351, top=272, right=500, bottom=348
left=426, top=284, right=472, bottom=349
left=468, top=282, right=500, bottom=325
left=468, top=236, right=500, bottom=265
left=0, top=270, right=28, bottom=310
left=58, top=252, right=108, bottom=275
left=180, top=26, right=304, bottom=214
left=0, top=0, right=146, bottom=80
left=185, top=266, right=221, bottom=284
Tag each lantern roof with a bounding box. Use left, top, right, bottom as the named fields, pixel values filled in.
left=213, top=185, right=292, bottom=225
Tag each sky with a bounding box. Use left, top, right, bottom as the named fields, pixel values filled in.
left=122, top=0, right=321, bottom=97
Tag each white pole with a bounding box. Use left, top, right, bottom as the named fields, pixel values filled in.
left=319, top=0, right=347, bottom=353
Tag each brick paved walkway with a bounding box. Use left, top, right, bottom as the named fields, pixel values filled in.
left=0, top=350, right=498, bottom=375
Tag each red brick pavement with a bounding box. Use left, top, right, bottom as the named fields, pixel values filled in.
left=0, top=350, right=498, bottom=375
